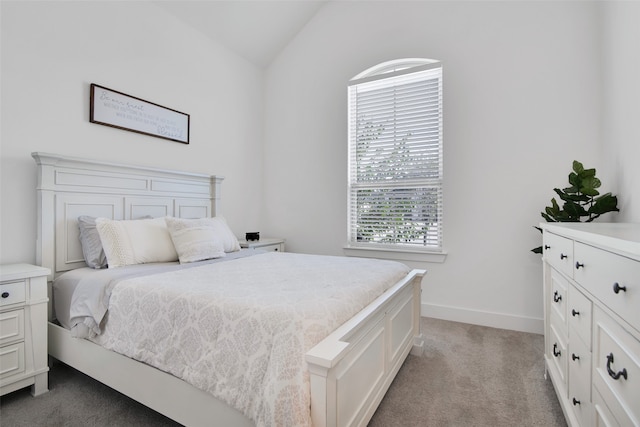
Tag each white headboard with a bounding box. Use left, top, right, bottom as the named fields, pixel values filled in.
left=33, top=152, right=224, bottom=280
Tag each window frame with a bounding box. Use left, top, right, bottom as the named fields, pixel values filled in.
left=345, top=59, right=446, bottom=262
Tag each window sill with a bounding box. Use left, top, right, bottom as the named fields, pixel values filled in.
left=343, top=245, right=447, bottom=263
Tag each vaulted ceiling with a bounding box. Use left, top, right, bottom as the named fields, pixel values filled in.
left=155, top=1, right=327, bottom=68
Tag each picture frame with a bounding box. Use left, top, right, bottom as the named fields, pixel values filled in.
left=90, top=83, right=190, bottom=144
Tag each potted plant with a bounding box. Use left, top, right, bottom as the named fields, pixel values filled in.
left=532, top=160, right=619, bottom=253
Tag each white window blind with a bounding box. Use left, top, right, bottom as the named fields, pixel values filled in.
left=348, top=61, right=443, bottom=251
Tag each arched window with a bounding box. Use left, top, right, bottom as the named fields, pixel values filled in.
left=347, top=59, right=443, bottom=252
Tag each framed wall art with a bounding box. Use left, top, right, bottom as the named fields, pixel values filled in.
left=90, top=83, right=190, bottom=144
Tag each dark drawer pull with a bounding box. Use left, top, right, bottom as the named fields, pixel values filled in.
left=572, top=398, right=580, bottom=406
left=553, top=291, right=562, bottom=303
left=613, top=282, right=627, bottom=294
left=1, top=292, right=9, bottom=298
left=575, top=261, right=584, bottom=269
left=544, top=245, right=551, bottom=250
left=572, top=353, right=580, bottom=361
left=606, top=353, right=628, bottom=381
left=560, top=253, right=568, bottom=260
left=571, top=309, right=580, bottom=317
left=553, top=343, right=561, bottom=358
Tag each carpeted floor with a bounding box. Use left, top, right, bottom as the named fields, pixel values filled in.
left=0, top=317, right=566, bottom=426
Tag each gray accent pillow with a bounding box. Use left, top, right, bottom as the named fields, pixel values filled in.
left=77, top=215, right=108, bottom=269
left=78, top=215, right=152, bottom=268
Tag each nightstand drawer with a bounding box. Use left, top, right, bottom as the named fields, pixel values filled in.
left=0, top=341, right=25, bottom=379
left=0, top=310, right=25, bottom=346
left=258, top=243, right=282, bottom=252
left=0, top=281, right=26, bottom=307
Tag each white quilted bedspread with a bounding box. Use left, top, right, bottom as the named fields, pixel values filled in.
left=90, top=252, right=410, bottom=427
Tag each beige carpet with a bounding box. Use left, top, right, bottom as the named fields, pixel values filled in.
left=369, top=318, right=567, bottom=426
left=0, top=317, right=566, bottom=426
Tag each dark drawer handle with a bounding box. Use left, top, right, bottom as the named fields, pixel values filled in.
left=606, top=353, right=628, bottom=381
left=571, top=309, right=580, bottom=317
left=572, top=398, right=580, bottom=406
left=575, top=261, right=584, bottom=269
left=553, top=343, right=561, bottom=358
left=1, top=292, right=9, bottom=298
left=544, top=245, right=551, bottom=250
left=553, top=291, right=562, bottom=303
left=613, top=282, right=627, bottom=294
left=572, top=353, right=580, bottom=361
left=560, top=253, right=568, bottom=260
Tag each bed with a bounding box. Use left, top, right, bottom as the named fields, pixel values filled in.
left=33, top=152, right=425, bottom=427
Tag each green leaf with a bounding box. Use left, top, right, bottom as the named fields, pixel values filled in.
left=589, top=193, right=620, bottom=216
left=579, top=176, right=601, bottom=196
left=573, top=160, right=584, bottom=174
left=563, top=201, right=587, bottom=219
left=568, top=172, right=580, bottom=189
left=579, top=168, right=596, bottom=179
left=555, top=188, right=589, bottom=203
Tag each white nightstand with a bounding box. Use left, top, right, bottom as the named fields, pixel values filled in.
left=238, top=237, right=285, bottom=252
left=0, top=263, right=50, bottom=397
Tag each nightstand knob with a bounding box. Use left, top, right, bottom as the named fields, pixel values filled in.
left=1, top=292, right=9, bottom=298
left=575, top=261, right=584, bottom=269
left=571, top=309, right=580, bottom=317
left=560, top=253, right=567, bottom=260
left=572, top=398, right=580, bottom=406
left=553, top=343, right=561, bottom=358
left=572, top=353, right=580, bottom=361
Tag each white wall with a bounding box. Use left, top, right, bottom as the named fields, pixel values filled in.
left=0, top=1, right=265, bottom=265
left=263, top=1, right=603, bottom=333
left=2, top=0, right=633, bottom=334
left=601, top=1, right=640, bottom=222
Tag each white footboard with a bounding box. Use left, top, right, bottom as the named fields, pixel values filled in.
left=306, top=269, right=425, bottom=427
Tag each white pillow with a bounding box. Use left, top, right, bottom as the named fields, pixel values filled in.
left=165, top=217, right=226, bottom=264
left=95, top=217, right=178, bottom=268
left=209, top=216, right=241, bottom=252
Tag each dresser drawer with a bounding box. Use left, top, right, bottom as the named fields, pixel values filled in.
left=568, top=331, right=591, bottom=387
left=569, top=284, right=592, bottom=348
left=549, top=269, right=569, bottom=333
left=544, top=232, right=574, bottom=277
left=0, top=341, right=25, bottom=379
left=593, top=388, right=621, bottom=427
left=549, top=322, right=568, bottom=392
left=575, top=242, right=640, bottom=333
left=0, top=281, right=26, bottom=307
left=568, top=333, right=592, bottom=427
left=593, top=307, right=640, bottom=426
left=0, top=309, right=25, bottom=346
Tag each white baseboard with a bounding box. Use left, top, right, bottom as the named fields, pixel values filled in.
left=421, top=302, right=543, bottom=334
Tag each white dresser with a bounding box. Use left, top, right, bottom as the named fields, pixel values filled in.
left=0, top=263, right=50, bottom=397
left=541, top=223, right=640, bottom=427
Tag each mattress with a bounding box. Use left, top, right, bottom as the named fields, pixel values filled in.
left=55, top=251, right=411, bottom=427
left=52, top=249, right=256, bottom=330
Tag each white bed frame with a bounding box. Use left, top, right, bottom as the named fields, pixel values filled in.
left=33, top=152, right=425, bottom=427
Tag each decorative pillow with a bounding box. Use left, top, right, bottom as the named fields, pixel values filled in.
left=208, top=216, right=241, bottom=253
left=77, top=216, right=108, bottom=269
left=95, top=217, right=178, bottom=268
left=165, top=217, right=226, bottom=264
